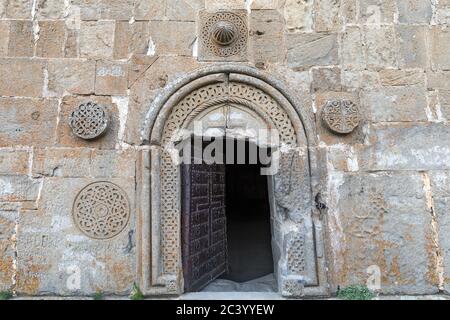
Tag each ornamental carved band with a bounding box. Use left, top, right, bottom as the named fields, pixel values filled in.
left=321, top=99, right=360, bottom=134
left=72, top=182, right=130, bottom=240
left=69, top=102, right=109, bottom=139
left=159, top=81, right=297, bottom=275
left=199, top=11, right=248, bottom=61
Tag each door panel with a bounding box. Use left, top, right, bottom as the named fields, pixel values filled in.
left=181, top=155, right=227, bottom=292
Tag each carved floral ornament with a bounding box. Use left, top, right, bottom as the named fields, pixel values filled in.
left=321, top=99, right=361, bottom=134
left=72, top=182, right=130, bottom=240
left=199, top=10, right=248, bottom=60
left=69, top=102, right=109, bottom=139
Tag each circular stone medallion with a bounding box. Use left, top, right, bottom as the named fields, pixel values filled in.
left=72, top=182, right=130, bottom=240
left=69, top=102, right=109, bottom=139
left=322, top=99, right=360, bottom=134
left=201, top=11, right=247, bottom=57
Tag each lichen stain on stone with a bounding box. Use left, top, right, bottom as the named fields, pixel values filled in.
left=425, top=231, right=440, bottom=286
left=0, top=255, right=13, bottom=288
left=102, top=256, right=134, bottom=293
left=17, top=276, right=40, bottom=295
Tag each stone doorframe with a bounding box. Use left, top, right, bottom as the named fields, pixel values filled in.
left=136, top=65, right=329, bottom=297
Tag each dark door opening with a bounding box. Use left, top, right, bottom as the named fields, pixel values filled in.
left=221, top=140, right=273, bottom=283
left=181, top=137, right=274, bottom=292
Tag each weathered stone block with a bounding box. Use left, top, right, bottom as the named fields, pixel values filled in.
left=64, top=29, right=79, bottom=58
left=437, top=90, right=450, bottom=119
left=287, top=33, right=338, bottom=70
left=425, top=91, right=443, bottom=122
left=341, top=0, right=358, bottom=24
left=311, top=67, right=342, bottom=92
left=250, top=10, right=285, bottom=64
left=362, top=85, right=427, bottom=122
left=73, top=0, right=134, bottom=20
left=15, top=177, right=135, bottom=295
left=0, top=150, right=29, bottom=175
left=98, top=0, right=134, bottom=20
left=435, top=1, right=450, bottom=25
left=90, top=149, right=136, bottom=178
left=0, top=1, right=4, bottom=17
left=127, top=54, right=158, bottom=88
left=0, top=211, right=16, bottom=291
left=363, top=26, right=397, bottom=69
left=125, top=56, right=200, bottom=144
left=396, top=26, right=428, bottom=69
left=36, top=0, right=66, bottom=19
left=8, top=20, right=34, bottom=57
left=95, top=61, right=128, bottom=96
left=341, top=27, right=365, bottom=70
left=283, top=0, right=313, bottom=31
left=379, top=70, right=425, bottom=86
left=0, top=176, right=41, bottom=202
left=32, top=148, right=91, bottom=178
left=46, top=59, right=95, bottom=97
left=397, top=0, right=432, bottom=24
left=359, top=0, right=397, bottom=24
left=148, top=21, right=195, bottom=56
left=430, top=27, right=450, bottom=71
left=333, top=172, right=439, bottom=294
left=80, top=21, right=115, bottom=59
left=166, top=0, right=204, bottom=21
left=32, top=148, right=136, bottom=179
left=205, top=0, right=246, bottom=10
left=0, top=21, right=10, bottom=56
left=341, top=70, right=361, bottom=89
left=313, top=0, right=342, bottom=32
left=133, top=0, right=165, bottom=20
left=36, top=21, right=66, bottom=58
left=0, top=98, right=58, bottom=147
left=427, top=71, right=450, bottom=90
left=325, top=144, right=362, bottom=172
left=368, top=123, right=450, bottom=170
left=113, top=21, right=150, bottom=59
left=56, top=96, right=119, bottom=149
left=4, top=0, right=32, bottom=19
left=251, top=0, right=279, bottom=9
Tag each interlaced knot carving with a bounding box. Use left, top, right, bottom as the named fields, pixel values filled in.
left=322, top=99, right=360, bottom=134
left=69, top=102, right=109, bottom=139
left=73, top=182, right=130, bottom=240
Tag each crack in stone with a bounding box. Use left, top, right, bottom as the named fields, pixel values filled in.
left=422, top=172, right=445, bottom=290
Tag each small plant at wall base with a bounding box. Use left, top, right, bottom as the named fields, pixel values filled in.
left=337, top=285, right=375, bottom=300
left=0, top=291, right=13, bottom=300
left=130, top=283, right=145, bottom=300
left=92, top=291, right=104, bottom=300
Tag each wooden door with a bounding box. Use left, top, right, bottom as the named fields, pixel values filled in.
left=181, top=157, right=227, bottom=292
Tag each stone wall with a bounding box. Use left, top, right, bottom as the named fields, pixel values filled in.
left=0, top=0, right=449, bottom=296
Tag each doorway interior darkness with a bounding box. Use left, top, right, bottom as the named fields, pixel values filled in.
left=181, top=137, right=275, bottom=292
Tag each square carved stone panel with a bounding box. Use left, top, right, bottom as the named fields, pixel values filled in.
left=198, top=10, right=248, bottom=62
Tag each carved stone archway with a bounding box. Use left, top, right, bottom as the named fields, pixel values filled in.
left=136, top=65, right=328, bottom=297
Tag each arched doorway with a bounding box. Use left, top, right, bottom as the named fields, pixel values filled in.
left=178, top=104, right=277, bottom=292
left=136, top=65, right=328, bottom=297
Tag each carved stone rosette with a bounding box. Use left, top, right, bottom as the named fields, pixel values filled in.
left=72, top=182, right=130, bottom=240
left=69, top=102, right=109, bottom=139
left=321, top=99, right=360, bottom=134
left=199, top=10, right=248, bottom=61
